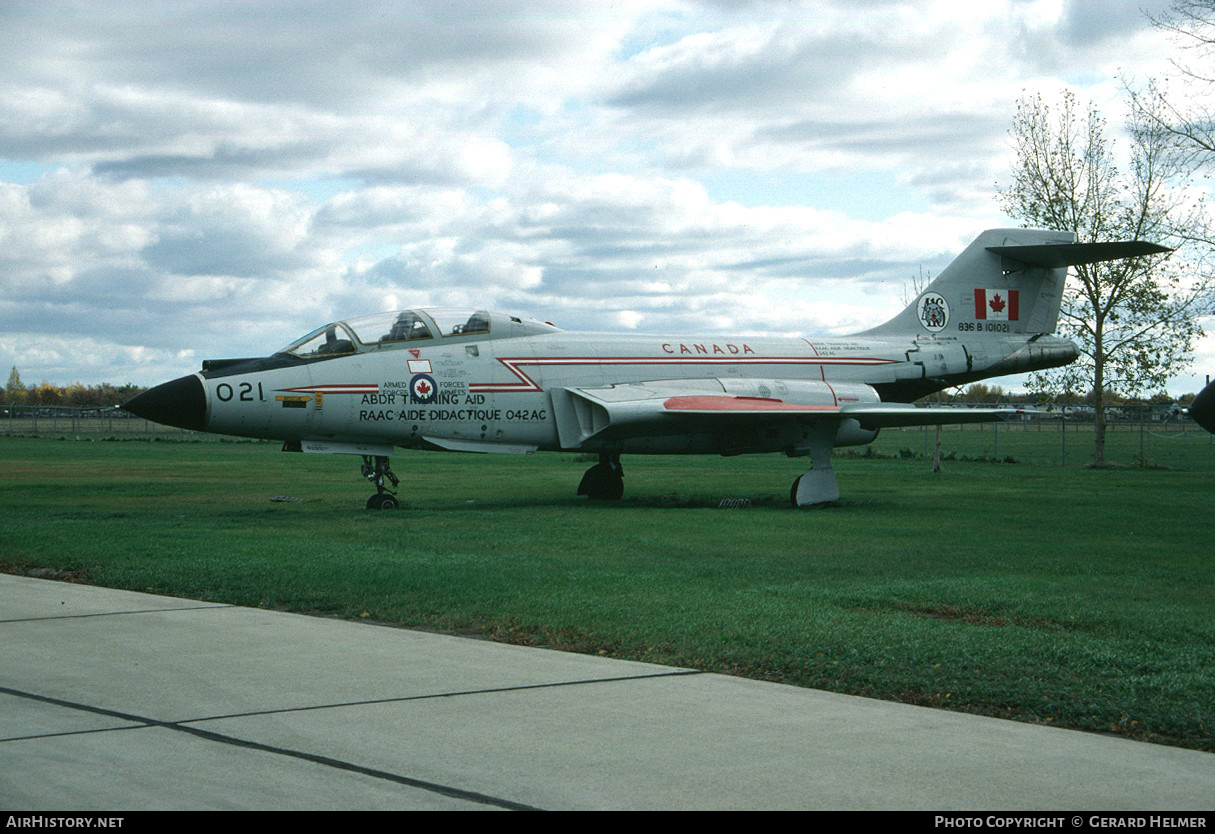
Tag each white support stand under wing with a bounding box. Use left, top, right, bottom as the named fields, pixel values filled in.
left=792, top=426, right=839, bottom=507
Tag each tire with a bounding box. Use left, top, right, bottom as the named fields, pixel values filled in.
left=367, top=493, right=398, bottom=510
left=578, top=463, right=624, bottom=500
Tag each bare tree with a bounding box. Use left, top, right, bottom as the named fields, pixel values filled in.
left=900, top=265, right=932, bottom=307
left=999, top=91, right=1212, bottom=466
left=1138, top=1, right=1215, bottom=171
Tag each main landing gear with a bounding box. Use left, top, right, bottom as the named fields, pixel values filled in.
left=789, top=469, right=839, bottom=507
left=362, top=455, right=400, bottom=510
left=790, top=432, right=839, bottom=508
left=577, top=453, right=624, bottom=501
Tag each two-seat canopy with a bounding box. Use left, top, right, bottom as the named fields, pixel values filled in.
left=280, top=308, right=561, bottom=360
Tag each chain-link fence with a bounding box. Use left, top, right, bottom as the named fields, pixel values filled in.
left=1, top=405, right=198, bottom=439
left=868, top=405, right=1213, bottom=469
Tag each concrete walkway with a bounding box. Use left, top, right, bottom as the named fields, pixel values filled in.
left=2, top=573, right=1211, bottom=811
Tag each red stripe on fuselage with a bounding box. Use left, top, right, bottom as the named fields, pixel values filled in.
left=278, top=384, right=379, bottom=394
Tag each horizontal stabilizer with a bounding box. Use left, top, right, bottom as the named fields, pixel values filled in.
left=987, top=240, right=1170, bottom=269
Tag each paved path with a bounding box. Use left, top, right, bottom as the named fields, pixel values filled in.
left=2, top=574, right=1211, bottom=811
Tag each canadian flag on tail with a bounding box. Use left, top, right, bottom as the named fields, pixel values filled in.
left=975, top=289, right=1019, bottom=321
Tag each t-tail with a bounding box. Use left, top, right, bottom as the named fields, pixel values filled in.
left=860, top=228, right=1170, bottom=339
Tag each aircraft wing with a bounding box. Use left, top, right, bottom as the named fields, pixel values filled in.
left=663, top=396, right=1020, bottom=426
left=830, top=403, right=1023, bottom=430
left=550, top=381, right=1024, bottom=449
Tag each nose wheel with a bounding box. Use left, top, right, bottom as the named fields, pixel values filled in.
left=361, top=455, right=400, bottom=510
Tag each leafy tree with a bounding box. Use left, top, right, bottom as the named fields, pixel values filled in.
left=31, top=383, right=62, bottom=406
left=960, top=383, right=1005, bottom=404
left=998, top=91, right=1213, bottom=466
left=5, top=366, right=25, bottom=405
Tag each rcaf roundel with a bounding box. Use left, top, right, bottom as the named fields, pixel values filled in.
left=410, top=373, right=438, bottom=404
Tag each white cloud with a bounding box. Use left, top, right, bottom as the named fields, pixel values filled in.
left=0, top=0, right=1206, bottom=397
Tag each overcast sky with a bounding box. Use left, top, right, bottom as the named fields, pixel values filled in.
left=3, top=0, right=1210, bottom=394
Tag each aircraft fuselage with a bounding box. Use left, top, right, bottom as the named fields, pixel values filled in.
left=194, top=329, right=1076, bottom=458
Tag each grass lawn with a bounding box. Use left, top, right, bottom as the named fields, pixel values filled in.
left=2, top=434, right=1212, bottom=752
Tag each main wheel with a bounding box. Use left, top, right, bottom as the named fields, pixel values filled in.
left=790, top=475, right=802, bottom=508
left=366, top=493, right=400, bottom=510
left=577, top=463, right=624, bottom=500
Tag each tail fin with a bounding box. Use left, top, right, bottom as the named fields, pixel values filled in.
left=860, top=228, right=1169, bottom=337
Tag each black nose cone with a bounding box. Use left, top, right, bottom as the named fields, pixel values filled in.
left=123, top=375, right=208, bottom=431
left=1190, top=378, right=1215, bottom=435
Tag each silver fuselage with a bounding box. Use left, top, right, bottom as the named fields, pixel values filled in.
left=198, top=329, right=1076, bottom=456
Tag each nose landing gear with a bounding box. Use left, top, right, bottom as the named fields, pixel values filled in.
left=361, top=455, right=400, bottom=509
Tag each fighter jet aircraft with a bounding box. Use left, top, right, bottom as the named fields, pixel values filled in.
left=124, top=228, right=1170, bottom=508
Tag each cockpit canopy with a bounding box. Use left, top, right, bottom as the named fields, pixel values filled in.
left=280, top=308, right=560, bottom=359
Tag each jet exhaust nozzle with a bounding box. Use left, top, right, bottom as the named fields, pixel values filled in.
left=122, top=374, right=208, bottom=432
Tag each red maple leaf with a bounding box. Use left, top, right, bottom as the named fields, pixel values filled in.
left=416, top=381, right=431, bottom=396
left=989, top=293, right=1006, bottom=314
